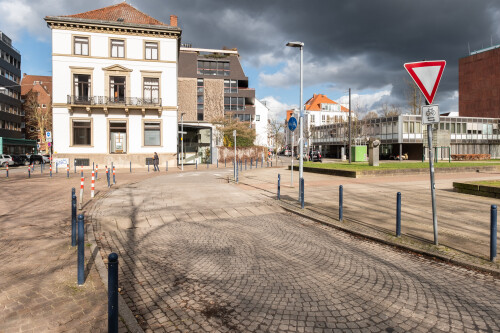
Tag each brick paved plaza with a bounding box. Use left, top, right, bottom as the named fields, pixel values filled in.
left=92, top=168, right=500, bottom=332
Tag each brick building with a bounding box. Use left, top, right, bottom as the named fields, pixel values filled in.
left=459, top=45, right=500, bottom=117
left=21, top=75, right=52, bottom=153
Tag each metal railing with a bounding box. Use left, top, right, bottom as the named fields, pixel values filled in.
left=67, top=95, right=161, bottom=106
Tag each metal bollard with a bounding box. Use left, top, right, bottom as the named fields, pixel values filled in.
left=93, top=162, right=94, bottom=171
left=256, top=158, right=258, bottom=168
left=271, top=161, right=273, bottom=167
left=240, top=160, right=242, bottom=172
left=106, top=166, right=110, bottom=188
left=108, top=253, right=119, bottom=333
left=74, top=162, right=76, bottom=174
left=81, top=165, right=83, bottom=178
left=491, top=205, right=497, bottom=262
left=251, top=158, right=253, bottom=169
left=196, top=160, right=198, bottom=169
left=267, top=161, right=269, bottom=168
left=236, top=162, right=239, bottom=183
left=207, top=159, right=209, bottom=169
left=217, top=160, right=218, bottom=168
left=261, top=158, right=263, bottom=168
left=77, top=214, right=85, bottom=285
left=277, top=174, right=281, bottom=200
left=225, top=159, right=226, bottom=168
left=41, top=163, right=43, bottom=174
left=245, top=160, right=247, bottom=170
left=113, top=167, right=116, bottom=185
left=96, top=164, right=98, bottom=180
left=130, top=161, right=132, bottom=173
left=56, top=163, right=58, bottom=174
left=396, top=192, right=402, bottom=237
left=67, top=164, right=69, bottom=178
left=50, top=164, right=52, bottom=178
left=148, top=160, right=150, bottom=172
left=339, top=185, right=343, bottom=221
left=300, top=178, right=305, bottom=209
left=72, top=188, right=76, bottom=246
left=28, top=167, right=30, bottom=178
left=6, top=164, right=8, bottom=178
left=166, top=161, right=168, bottom=171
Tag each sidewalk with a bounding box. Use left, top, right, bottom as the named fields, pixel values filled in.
left=0, top=166, right=190, bottom=332
left=237, top=166, right=500, bottom=275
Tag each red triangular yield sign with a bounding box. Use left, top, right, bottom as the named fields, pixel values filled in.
left=404, top=60, right=446, bottom=104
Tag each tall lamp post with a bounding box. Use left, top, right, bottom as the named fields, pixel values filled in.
left=286, top=41, right=304, bottom=198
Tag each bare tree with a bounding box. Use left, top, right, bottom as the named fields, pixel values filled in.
left=24, top=90, right=52, bottom=147
left=268, top=118, right=284, bottom=163
left=404, top=78, right=423, bottom=115
left=364, top=111, right=379, bottom=119
left=381, top=103, right=402, bottom=117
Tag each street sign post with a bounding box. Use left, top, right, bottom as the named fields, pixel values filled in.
left=404, top=60, right=446, bottom=246
left=46, top=131, right=52, bottom=166
left=288, top=116, right=297, bottom=187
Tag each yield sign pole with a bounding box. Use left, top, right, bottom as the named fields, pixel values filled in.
left=404, top=60, right=446, bottom=246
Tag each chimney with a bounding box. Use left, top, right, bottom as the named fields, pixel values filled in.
left=23, top=73, right=27, bottom=77
left=170, top=15, right=178, bottom=27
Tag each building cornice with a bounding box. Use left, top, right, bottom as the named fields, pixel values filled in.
left=45, top=16, right=181, bottom=39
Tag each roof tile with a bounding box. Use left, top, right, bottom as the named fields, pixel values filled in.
left=63, top=2, right=167, bottom=26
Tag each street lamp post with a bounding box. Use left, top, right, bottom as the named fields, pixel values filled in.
left=286, top=41, right=304, bottom=200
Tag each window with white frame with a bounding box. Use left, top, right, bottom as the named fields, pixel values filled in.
left=110, top=39, right=125, bottom=58
left=145, top=42, right=158, bottom=60
left=74, top=36, right=89, bottom=56
left=143, top=78, right=159, bottom=103
left=224, top=79, right=237, bottom=93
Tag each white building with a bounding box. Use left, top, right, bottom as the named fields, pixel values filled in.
left=254, top=99, right=269, bottom=147
left=45, top=3, right=181, bottom=167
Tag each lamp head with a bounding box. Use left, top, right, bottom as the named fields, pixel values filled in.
left=286, top=41, right=304, bottom=48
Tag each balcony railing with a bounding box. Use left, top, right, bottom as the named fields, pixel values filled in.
left=67, top=95, right=161, bottom=107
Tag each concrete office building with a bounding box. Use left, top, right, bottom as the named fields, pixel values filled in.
left=45, top=3, right=180, bottom=167
left=312, top=115, right=500, bottom=160
left=0, top=31, right=36, bottom=154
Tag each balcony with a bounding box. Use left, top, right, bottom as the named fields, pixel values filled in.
left=67, top=95, right=162, bottom=116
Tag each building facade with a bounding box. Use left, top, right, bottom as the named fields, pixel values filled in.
left=21, top=75, right=52, bottom=153
left=253, top=99, right=269, bottom=147
left=45, top=3, right=180, bottom=167
left=177, top=46, right=256, bottom=163
left=312, top=115, right=500, bottom=159
left=459, top=45, right=500, bottom=118
left=0, top=31, right=35, bottom=154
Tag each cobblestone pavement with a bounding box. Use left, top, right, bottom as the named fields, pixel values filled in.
left=93, top=169, right=500, bottom=332
left=0, top=167, right=162, bottom=332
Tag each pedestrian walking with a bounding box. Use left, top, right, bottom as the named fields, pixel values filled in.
left=153, top=152, right=159, bottom=172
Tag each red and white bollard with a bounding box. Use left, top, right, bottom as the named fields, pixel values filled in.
left=6, top=164, right=8, bottom=178
left=79, top=176, right=84, bottom=209
left=113, top=166, right=116, bottom=184
left=95, top=164, right=98, bottom=180
left=91, top=171, right=95, bottom=198
left=49, top=164, right=52, bottom=177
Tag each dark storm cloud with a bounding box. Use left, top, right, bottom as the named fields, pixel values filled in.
left=135, top=0, right=500, bottom=110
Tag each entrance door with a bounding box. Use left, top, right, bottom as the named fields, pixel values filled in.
left=109, top=121, right=127, bottom=154
left=110, top=76, right=126, bottom=103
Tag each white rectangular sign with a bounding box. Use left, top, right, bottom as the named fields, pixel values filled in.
left=421, top=105, right=440, bottom=125
left=46, top=131, right=52, bottom=142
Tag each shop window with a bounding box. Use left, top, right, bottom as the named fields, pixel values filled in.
left=72, top=120, right=91, bottom=146
left=144, top=122, right=161, bottom=146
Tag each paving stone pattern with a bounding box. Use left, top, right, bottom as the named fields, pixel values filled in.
left=93, top=171, right=500, bottom=332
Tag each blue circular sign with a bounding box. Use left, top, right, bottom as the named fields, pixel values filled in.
left=288, top=116, right=297, bottom=132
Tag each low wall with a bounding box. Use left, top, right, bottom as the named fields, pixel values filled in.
left=291, top=165, right=500, bottom=178
left=453, top=182, right=500, bottom=198
left=53, top=153, right=178, bottom=169
left=217, top=146, right=267, bottom=162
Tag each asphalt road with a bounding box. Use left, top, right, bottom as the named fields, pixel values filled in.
left=92, top=169, right=500, bottom=332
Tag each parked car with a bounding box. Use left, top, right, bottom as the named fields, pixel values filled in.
left=0, top=154, right=14, bottom=167
left=30, top=154, right=45, bottom=165
left=296, top=152, right=308, bottom=161
left=42, top=154, right=51, bottom=163
left=11, top=154, right=30, bottom=166
left=284, top=150, right=291, bottom=156
left=309, top=150, right=323, bottom=162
